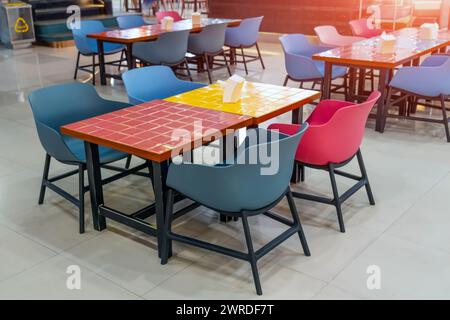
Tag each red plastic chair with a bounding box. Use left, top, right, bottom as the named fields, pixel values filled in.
left=156, top=11, right=183, bottom=23
left=349, top=19, right=383, bottom=38
left=268, top=91, right=381, bottom=233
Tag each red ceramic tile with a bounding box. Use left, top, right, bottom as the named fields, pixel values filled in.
left=61, top=100, right=252, bottom=162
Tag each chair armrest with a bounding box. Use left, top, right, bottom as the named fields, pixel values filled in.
left=35, top=121, right=78, bottom=163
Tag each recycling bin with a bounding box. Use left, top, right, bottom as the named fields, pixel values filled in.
left=0, top=2, right=35, bottom=49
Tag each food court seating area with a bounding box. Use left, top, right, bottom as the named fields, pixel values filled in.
left=1, top=5, right=450, bottom=300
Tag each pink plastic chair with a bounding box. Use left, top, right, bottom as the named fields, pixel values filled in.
left=156, top=11, right=183, bottom=23
left=314, top=25, right=364, bottom=47
left=268, top=91, right=381, bottom=233
left=349, top=19, right=383, bottom=38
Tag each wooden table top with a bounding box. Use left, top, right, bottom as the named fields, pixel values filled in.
left=61, top=100, right=252, bottom=163
left=165, top=81, right=320, bottom=124
left=87, top=18, right=241, bottom=43
left=313, top=28, right=450, bottom=68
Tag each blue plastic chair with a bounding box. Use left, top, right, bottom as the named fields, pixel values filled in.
left=224, top=16, right=265, bottom=74
left=280, top=34, right=347, bottom=96
left=188, top=23, right=231, bottom=83
left=161, top=125, right=311, bottom=295
left=117, top=15, right=146, bottom=29
left=133, top=30, right=192, bottom=80
left=72, top=20, right=126, bottom=85
left=123, top=66, right=206, bottom=105
left=385, top=55, right=450, bottom=142
left=28, top=82, right=132, bottom=234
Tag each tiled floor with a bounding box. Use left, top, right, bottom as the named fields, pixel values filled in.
left=0, top=37, right=449, bottom=300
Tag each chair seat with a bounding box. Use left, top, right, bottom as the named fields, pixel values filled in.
left=63, top=136, right=128, bottom=164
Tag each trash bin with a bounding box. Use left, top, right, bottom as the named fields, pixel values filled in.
left=0, top=2, right=35, bottom=49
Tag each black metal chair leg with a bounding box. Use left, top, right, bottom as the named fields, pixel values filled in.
left=92, top=55, right=96, bottom=86
left=440, top=95, right=450, bottom=142
left=286, top=189, right=310, bottom=256
left=356, top=149, right=375, bottom=205
left=255, top=42, right=265, bottom=69
left=241, top=214, right=262, bottom=295
left=74, top=51, right=81, bottom=80
left=38, top=154, right=51, bottom=205
left=240, top=46, right=248, bottom=75
left=161, top=188, right=174, bottom=265
left=328, top=164, right=345, bottom=233
left=382, top=87, right=394, bottom=132
left=204, top=53, right=213, bottom=84
left=300, top=165, right=305, bottom=182
left=125, top=155, right=132, bottom=169
left=185, top=58, right=193, bottom=81
left=118, top=50, right=124, bottom=71
left=78, top=164, right=85, bottom=234
left=223, top=51, right=232, bottom=77
left=283, top=75, right=289, bottom=86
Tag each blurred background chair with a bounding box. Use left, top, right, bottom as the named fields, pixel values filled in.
left=187, top=23, right=231, bottom=83
left=28, top=83, right=134, bottom=234
left=181, top=0, right=208, bottom=17
left=161, top=125, right=311, bottom=295
left=279, top=34, right=348, bottom=98
left=133, top=30, right=192, bottom=80
left=384, top=55, right=450, bottom=142
left=349, top=18, right=383, bottom=38
left=224, top=16, right=264, bottom=75
left=268, top=92, right=380, bottom=233
left=122, top=66, right=205, bottom=104
left=117, top=15, right=147, bottom=29
left=156, top=10, right=183, bottom=23
left=72, top=20, right=127, bottom=85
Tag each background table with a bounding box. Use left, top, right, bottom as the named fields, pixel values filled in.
left=313, top=28, right=450, bottom=132
left=61, top=100, right=252, bottom=257
left=88, top=18, right=241, bottom=85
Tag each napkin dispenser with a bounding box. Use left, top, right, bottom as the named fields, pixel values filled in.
left=223, top=75, right=245, bottom=103
left=419, top=23, right=439, bottom=40
left=161, top=16, right=174, bottom=30
left=191, top=12, right=201, bottom=25
left=380, top=32, right=397, bottom=54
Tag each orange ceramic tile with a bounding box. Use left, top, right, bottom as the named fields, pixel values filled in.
left=165, top=81, right=320, bottom=124
left=313, top=28, right=450, bottom=68
left=61, top=100, right=253, bottom=163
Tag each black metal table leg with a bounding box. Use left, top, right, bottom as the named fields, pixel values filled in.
left=322, top=61, right=333, bottom=100
left=84, top=142, right=106, bottom=231
left=290, top=106, right=303, bottom=183
left=152, top=161, right=169, bottom=258
left=97, top=40, right=107, bottom=86
left=126, top=43, right=134, bottom=70
left=376, top=68, right=389, bottom=132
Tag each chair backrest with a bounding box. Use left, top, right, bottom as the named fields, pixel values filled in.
left=279, top=34, right=325, bottom=81
left=314, top=25, right=340, bottom=46
left=122, top=66, right=205, bottom=104
left=72, top=20, right=105, bottom=55
left=28, top=82, right=130, bottom=161
left=168, top=124, right=309, bottom=213
left=139, top=29, right=189, bottom=65
left=349, top=19, right=369, bottom=36
left=188, top=23, right=227, bottom=54
left=156, top=11, right=182, bottom=23
left=117, top=15, right=146, bottom=29
left=299, top=91, right=381, bottom=165
left=224, top=16, right=263, bottom=47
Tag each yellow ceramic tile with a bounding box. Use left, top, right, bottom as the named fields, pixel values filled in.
left=165, top=82, right=320, bottom=121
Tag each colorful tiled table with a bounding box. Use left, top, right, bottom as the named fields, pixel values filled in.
left=165, top=81, right=321, bottom=125
left=61, top=100, right=252, bottom=257
left=313, top=28, right=450, bottom=132
left=87, top=18, right=241, bottom=85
